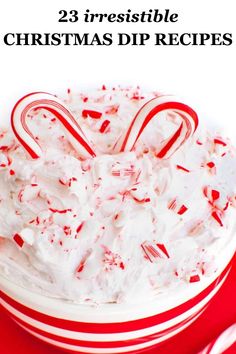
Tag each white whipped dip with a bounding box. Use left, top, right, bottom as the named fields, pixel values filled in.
left=0, top=86, right=236, bottom=304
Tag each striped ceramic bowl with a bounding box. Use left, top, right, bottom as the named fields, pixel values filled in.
left=0, top=239, right=235, bottom=354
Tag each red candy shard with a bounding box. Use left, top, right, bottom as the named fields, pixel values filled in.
left=119, top=262, right=125, bottom=270
left=168, top=199, right=188, bottom=215
left=76, top=222, right=84, bottom=234
left=177, top=205, right=188, bottom=215
left=196, top=139, right=203, bottom=145
left=212, top=189, right=220, bottom=201
left=81, top=96, right=88, bottom=102
left=207, top=162, right=215, bottom=169
left=68, top=177, right=77, bottom=187
left=176, top=165, right=190, bottom=172
left=63, top=226, right=71, bottom=236
left=49, top=208, right=72, bottom=214
left=9, top=169, right=15, bottom=175
left=99, top=120, right=110, bottom=133
left=156, top=243, right=170, bottom=258
left=13, top=233, right=24, bottom=248
left=76, top=260, right=85, bottom=273
left=223, top=201, right=229, bottom=211
left=189, top=274, right=200, bottom=283
left=82, top=110, right=102, bottom=119
left=203, top=186, right=220, bottom=203
left=76, top=249, right=93, bottom=275
left=214, top=138, right=227, bottom=146
left=0, top=146, right=9, bottom=151
left=59, top=178, right=67, bottom=186
left=211, top=211, right=223, bottom=227
left=132, top=197, right=151, bottom=204
left=141, top=241, right=170, bottom=263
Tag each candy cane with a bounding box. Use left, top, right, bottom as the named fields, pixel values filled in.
left=11, top=92, right=96, bottom=159
left=198, top=323, right=236, bottom=354
left=114, top=95, right=198, bottom=158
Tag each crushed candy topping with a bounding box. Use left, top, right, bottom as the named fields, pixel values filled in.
left=0, top=86, right=235, bottom=305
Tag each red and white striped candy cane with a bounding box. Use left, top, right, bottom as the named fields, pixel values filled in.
left=114, top=95, right=198, bottom=158
left=199, top=323, right=236, bottom=354
left=11, top=92, right=96, bottom=159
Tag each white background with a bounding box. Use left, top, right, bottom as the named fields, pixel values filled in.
left=0, top=0, right=235, bottom=139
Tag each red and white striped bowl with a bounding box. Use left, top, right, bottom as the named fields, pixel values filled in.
left=0, top=242, right=235, bottom=354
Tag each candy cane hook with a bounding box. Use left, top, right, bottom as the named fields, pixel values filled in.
left=11, top=92, right=96, bottom=159
left=114, top=95, right=198, bottom=158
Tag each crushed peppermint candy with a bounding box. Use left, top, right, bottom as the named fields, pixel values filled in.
left=141, top=241, right=170, bottom=262
left=187, top=271, right=201, bottom=283
left=82, top=110, right=102, bottom=119
left=99, top=119, right=110, bottom=133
